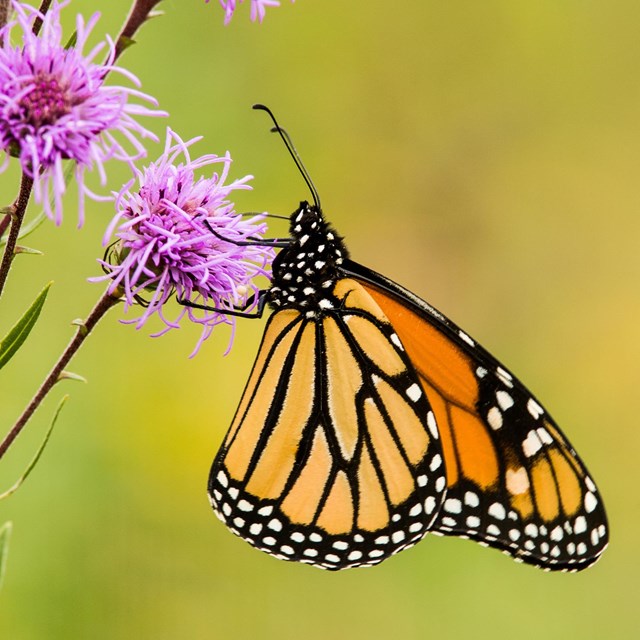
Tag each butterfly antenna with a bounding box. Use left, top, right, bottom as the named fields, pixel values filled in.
left=253, top=104, right=321, bottom=211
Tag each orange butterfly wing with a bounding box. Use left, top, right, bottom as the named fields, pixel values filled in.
left=347, top=260, right=609, bottom=571
left=208, top=278, right=447, bottom=569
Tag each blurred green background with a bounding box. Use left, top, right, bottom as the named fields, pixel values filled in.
left=1, top=0, right=639, bottom=638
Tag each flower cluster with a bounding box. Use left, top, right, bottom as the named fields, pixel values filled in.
left=0, top=0, right=165, bottom=225
left=96, top=129, right=274, bottom=355
left=208, top=0, right=285, bottom=24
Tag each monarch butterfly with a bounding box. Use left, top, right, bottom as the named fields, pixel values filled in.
left=206, top=106, right=608, bottom=572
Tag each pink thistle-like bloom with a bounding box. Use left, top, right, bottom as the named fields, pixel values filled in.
left=0, top=0, right=165, bottom=226
left=207, top=0, right=288, bottom=25
left=95, top=129, right=274, bottom=355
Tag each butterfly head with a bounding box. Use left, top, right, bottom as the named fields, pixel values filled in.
left=268, top=202, right=350, bottom=313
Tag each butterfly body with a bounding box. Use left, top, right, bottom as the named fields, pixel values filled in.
left=267, top=203, right=348, bottom=313
left=208, top=201, right=608, bottom=572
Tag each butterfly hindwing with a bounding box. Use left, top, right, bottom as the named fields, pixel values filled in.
left=209, top=278, right=447, bottom=570
left=346, top=259, right=609, bottom=571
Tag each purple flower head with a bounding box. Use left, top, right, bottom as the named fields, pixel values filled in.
left=95, top=129, right=274, bottom=356
left=207, top=0, right=290, bottom=25
left=0, top=0, right=166, bottom=226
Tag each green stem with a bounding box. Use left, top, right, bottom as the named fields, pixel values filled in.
left=0, top=288, right=121, bottom=461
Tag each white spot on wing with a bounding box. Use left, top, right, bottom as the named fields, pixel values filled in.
left=238, top=499, right=254, bottom=512
left=406, top=383, right=422, bottom=402
left=488, top=502, right=506, bottom=520
left=496, top=367, right=514, bottom=388
left=551, top=526, right=563, bottom=541
left=527, top=398, right=544, bottom=419
left=536, top=427, right=553, bottom=445
left=216, top=471, right=229, bottom=488
left=496, top=390, right=514, bottom=411
left=444, top=498, right=462, bottom=514
left=427, top=411, right=438, bottom=439
left=522, top=430, right=543, bottom=458
left=268, top=518, right=283, bottom=531
left=584, top=492, right=598, bottom=513
left=506, top=467, right=530, bottom=495
left=464, top=491, right=479, bottom=508
left=392, top=531, right=405, bottom=543
left=487, top=406, right=503, bottom=430
left=424, top=496, right=437, bottom=515
left=458, top=330, right=475, bottom=346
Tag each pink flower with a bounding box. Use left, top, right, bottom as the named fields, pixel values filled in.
left=96, top=129, right=274, bottom=355
left=0, top=1, right=166, bottom=225
left=207, top=0, right=289, bottom=25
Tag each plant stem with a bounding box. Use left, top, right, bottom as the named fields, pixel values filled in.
left=0, top=214, right=10, bottom=241
left=0, top=174, right=34, bottom=299
left=0, top=288, right=121, bottom=461
left=114, top=0, right=163, bottom=63
left=0, top=0, right=10, bottom=30
left=33, top=0, right=52, bottom=35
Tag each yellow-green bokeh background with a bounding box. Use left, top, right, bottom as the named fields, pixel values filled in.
left=1, top=1, right=639, bottom=637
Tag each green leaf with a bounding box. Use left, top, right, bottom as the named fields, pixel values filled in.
left=14, top=245, right=43, bottom=256
left=0, top=522, right=12, bottom=591
left=65, top=30, right=78, bottom=50
left=0, top=396, right=68, bottom=501
left=117, top=35, right=136, bottom=54
left=57, top=371, right=87, bottom=384
left=0, top=281, right=52, bottom=370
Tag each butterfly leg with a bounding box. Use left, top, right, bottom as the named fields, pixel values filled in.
left=177, top=290, right=269, bottom=319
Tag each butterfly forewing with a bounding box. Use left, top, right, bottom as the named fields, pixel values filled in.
left=347, top=260, right=608, bottom=571
left=209, top=278, right=447, bottom=570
